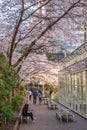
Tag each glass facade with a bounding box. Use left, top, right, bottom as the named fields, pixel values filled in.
left=58, top=60, right=87, bottom=118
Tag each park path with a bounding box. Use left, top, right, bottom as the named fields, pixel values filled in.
left=19, top=99, right=87, bottom=130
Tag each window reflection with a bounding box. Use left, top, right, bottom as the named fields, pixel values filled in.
left=59, top=70, right=87, bottom=118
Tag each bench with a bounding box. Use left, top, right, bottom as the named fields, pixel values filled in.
left=56, top=109, right=75, bottom=123
left=48, top=102, right=57, bottom=109
left=48, top=100, right=58, bottom=109
left=44, top=97, right=50, bottom=105
left=20, top=115, right=31, bottom=123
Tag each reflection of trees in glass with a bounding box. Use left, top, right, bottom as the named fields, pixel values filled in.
left=82, top=71, right=86, bottom=101
left=81, top=71, right=86, bottom=101
left=59, top=69, right=87, bottom=106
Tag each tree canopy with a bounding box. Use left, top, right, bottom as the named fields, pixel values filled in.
left=0, top=0, right=87, bottom=83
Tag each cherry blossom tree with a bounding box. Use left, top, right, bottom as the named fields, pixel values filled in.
left=0, top=0, right=87, bottom=83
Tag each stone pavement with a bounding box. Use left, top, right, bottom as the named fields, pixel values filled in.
left=19, top=100, right=87, bottom=130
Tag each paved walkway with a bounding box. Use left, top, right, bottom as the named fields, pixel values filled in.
left=19, top=100, right=87, bottom=130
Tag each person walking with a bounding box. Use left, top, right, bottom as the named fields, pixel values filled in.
left=29, top=89, right=32, bottom=101
left=49, top=89, right=52, bottom=98
left=38, top=90, right=43, bottom=104
left=33, top=90, right=38, bottom=104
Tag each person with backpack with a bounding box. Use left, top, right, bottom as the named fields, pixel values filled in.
left=38, top=90, right=43, bottom=104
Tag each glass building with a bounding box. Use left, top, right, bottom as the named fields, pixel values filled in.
left=58, top=41, right=87, bottom=118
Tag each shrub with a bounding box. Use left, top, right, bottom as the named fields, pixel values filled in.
left=12, top=95, right=22, bottom=111
left=20, top=85, right=26, bottom=96
left=3, top=102, right=13, bottom=122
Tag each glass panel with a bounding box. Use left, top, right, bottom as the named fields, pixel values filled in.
left=58, top=69, right=87, bottom=118
left=81, top=71, right=86, bottom=116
